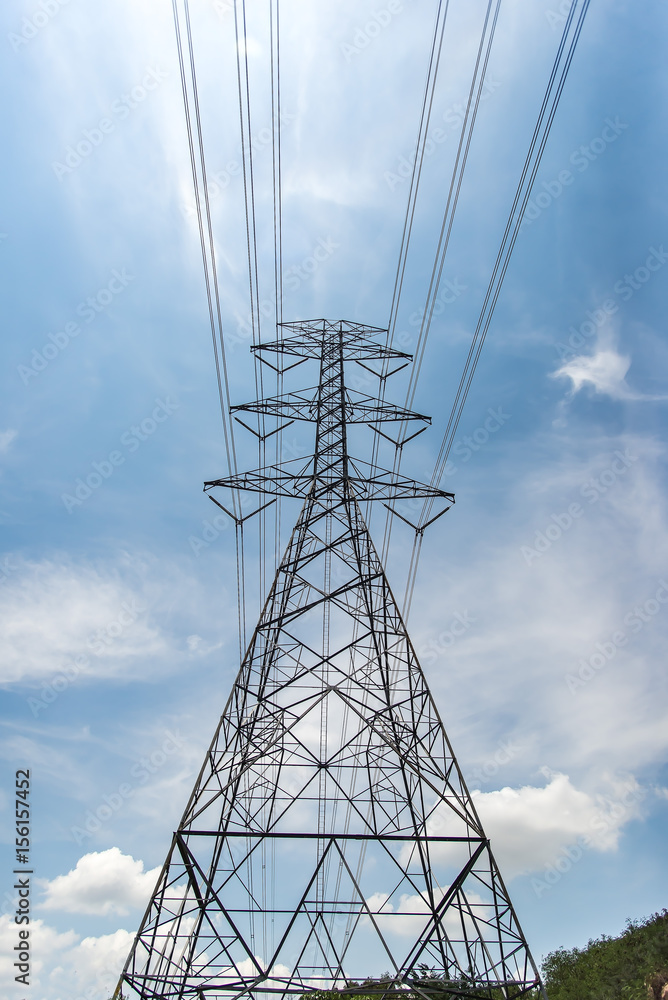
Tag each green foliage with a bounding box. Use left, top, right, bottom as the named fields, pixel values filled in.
left=541, top=910, right=668, bottom=1000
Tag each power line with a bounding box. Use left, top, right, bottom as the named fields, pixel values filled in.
left=232, top=0, right=268, bottom=632
left=270, top=0, right=285, bottom=580
left=400, top=0, right=592, bottom=619
left=172, top=0, right=247, bottom=656
left=378, top=0, right=501, bottom=569
left=364, top=0, right=452, bottom=535
left=386, top=0, right=451, bottom=343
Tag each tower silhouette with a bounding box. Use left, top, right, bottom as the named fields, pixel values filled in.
left=117, top=320, right=544, bottom=999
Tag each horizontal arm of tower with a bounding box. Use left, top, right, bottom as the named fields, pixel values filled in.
left=180, top=831, right=484, bottom=842
left=204, top=460, right=455, bottom=503
left=252, top=338, right=413, bottom=363
left=232, top=390, right=430, bottom=424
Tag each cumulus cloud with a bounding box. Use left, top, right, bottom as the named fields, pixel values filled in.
left=229, top=956, right=291, bottom=981
left=0, top=556, right=170, bottom=684
left=553, top=345, right=632, bottom=398
left=39, top=847, right=160, bottom=916
left=0, top=916, right=78, bottom=997
left=365, top=888, right=488, bottom=939
left=0, top=913, right=135, bottom=1000
left=365, top=890, right=432, bottom=938
left=474, top=772, right=646, bottom=877
left=51, top=928, right=136, bottom=1000
left=0, top=902, right=190, bottom=1000
left=418, top=772, right=645, bottom=880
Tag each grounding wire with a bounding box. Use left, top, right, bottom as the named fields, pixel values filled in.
left=419, top=0, right=589, bottom=523
left=175, top=0, right=241, bottom=503
left=423, top=0, right=588, bottom=500
left=380, top=0, right=582, bottom=613
left=167, top=18, right=256, bottom=966
left=399, top=0, right=501, bottom=412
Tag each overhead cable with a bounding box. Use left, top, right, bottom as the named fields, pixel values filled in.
left=172, top=0, right=247, bottom=655
left=401, top=0, right=592, bottom=620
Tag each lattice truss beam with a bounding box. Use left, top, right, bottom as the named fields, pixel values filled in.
left=118, top=321, right=543, bottom=1000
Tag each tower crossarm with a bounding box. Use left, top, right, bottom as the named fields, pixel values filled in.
left=216, top=320, right=449, bottom=503
left=253, top=339, right=412, bottom=363
left=248, top=319, right=412, bottom=362
left=204, top=461, right=454, bottom=503
left=232, top=390, right=430, bottom=425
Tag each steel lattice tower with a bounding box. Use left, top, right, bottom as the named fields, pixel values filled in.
left=116, top=320, right=544, bottom=1000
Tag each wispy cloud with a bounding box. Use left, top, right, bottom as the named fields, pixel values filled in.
left=552, top=333, right=668, bottom=402
left=0, top=556, right=170, bottom=684
left=411, top=432, right=668, bottom=789
left=0, top=430, right=17, bottom=455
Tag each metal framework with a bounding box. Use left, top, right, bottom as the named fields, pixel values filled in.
left=116, top=320, right=544, bottom=1000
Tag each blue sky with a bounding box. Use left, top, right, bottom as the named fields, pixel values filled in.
left=1, top=0, right=667, bottom=997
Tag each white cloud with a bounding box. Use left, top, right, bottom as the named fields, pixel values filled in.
left=365, top=888, right=488, bottom=939
left=0, top=429, right=17, bottom=454
left=207, top=955, right=291, bottom=988
left=2, top=1, right=665, bottom=994
left=421, top=773, right=645, bottom=880
left=552, top=337, right=668, bottom=401
left=411, top=432, right=668, bottom=780
left=51, top=928, right=136, bottom=1000
left=39, top=847, right=160, bottom=916
left=0, top=913, right=135, bottom=1000
left=366, top=890, right=430, bottom=937
left=0, top=556, right=170, bottom=684
left=0, top=915, right=78, bottom=997
left=185, top=632, right=224, bottom=657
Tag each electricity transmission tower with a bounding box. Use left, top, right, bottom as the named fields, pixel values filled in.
left=117, top=319, right=544, bottom=999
